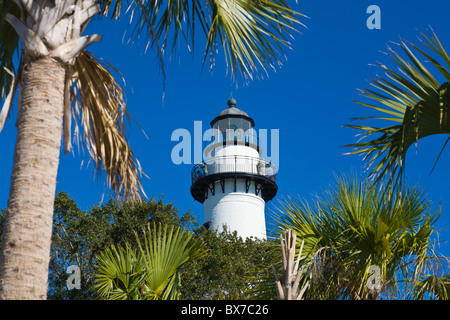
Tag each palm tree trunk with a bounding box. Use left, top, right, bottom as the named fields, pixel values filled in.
left=0, top=57, right=66, bottom=299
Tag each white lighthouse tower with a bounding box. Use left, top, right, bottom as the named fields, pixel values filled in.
left=190, top=98, right=278, bottom=239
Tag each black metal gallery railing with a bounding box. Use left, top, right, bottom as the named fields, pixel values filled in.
left=191, top=155, right=277, bottom=185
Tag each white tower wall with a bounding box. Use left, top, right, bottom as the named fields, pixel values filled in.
left=204, top=190, right=266, bottom=239
left=213, top=144, right=260, bottom=158
left=202, top=143, right=268, bottom=239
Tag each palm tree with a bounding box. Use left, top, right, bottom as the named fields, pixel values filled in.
left=272, top=175, right=443, bottom=299
left=413, top=274, right=450, bottom=300
left=272, top=229, right=309, bottom=300
left=344, top=29, right=450, bottom=187
left=94, top=223, right=207, bottom=300
left=0, top=0, right=303, bottom=299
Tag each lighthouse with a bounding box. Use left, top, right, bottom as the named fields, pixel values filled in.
left=190, top=99, right=278, bottom=239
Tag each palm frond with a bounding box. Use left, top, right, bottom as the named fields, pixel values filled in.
left=71, top=50, right=146, bottom=199
left=271, top=174, right=441, bottom=299
left=413, top=275, right=450, bottom=300
left=94, top=244, right=147, bottom=300
left=94, top=223, right=208, bottom=300
left=0, top=0, right=20, bottom=129
left=204, top=0, right=304, bottom=80
left=136, top=223, right=208, bottom=299
left=345, top=30, right=450, bottom=186
left=99, top=0, right=305, bottom=81
left=0, top=0, right=20, bottom=96
left=99, top=0, right=125, bottom=19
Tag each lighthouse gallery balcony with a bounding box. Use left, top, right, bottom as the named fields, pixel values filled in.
left=190, top=155, right=277, bottom=204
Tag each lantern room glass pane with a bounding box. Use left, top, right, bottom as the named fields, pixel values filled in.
left=213, top=116, right=253, bottom=143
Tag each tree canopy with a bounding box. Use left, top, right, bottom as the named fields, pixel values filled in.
left=0, top=191, right=276, bottom=299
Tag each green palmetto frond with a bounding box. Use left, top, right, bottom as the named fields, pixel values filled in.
left=94, top=223, right=208, bottom=300
left=202, top=0, right=303, bottom=80
left=271, top=174, right=441, bottom=300
left=99, top=0, right=304, bottom=81
left=94, top=244, right=147, bottom=300
left=136, top=223, right=208, bottom=299
left=413, top=274, right=450, bottom=300
left=71, top=50, right=146, bottom=199
left=345, top=30, right=450, bottom=186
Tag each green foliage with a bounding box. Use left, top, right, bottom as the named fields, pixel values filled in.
left=37, top=191, right=272, bottom=300
left=98, top=0, right=304, bottom=81
left=4, top=186, right=447, bottom=300
left=414, top=274, right=450, bottom=300
left=95, top=223, right=208, bottom=300
left=272, top=175, right=446, bottom=300
left=48, top=191, right=198, bottom=299
left=181, top=227, right=278, bottom=300
left=345, top=30, right=450, bottom=186
left=93, top=243, right=147, bottom=300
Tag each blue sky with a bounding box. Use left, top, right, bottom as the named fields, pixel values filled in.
left=2, top=0, right=450, bottom=259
